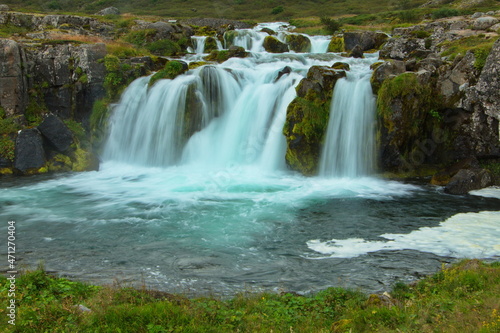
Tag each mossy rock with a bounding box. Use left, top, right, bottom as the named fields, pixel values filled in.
left=149, top=60, right=188, bottom=87
left=204, top=46, right=248, bottom=63
left=0, top=167, right=13, bottom=175
left=285, top=34, right=311, bottom=53
left=263, top=36, right=289, bottom=53
left=327, top=36, right=344, bottom=53
left=331, top=62, right=350, bottom=71
left=223, top=30, right=239, bottom=48
left=47, top=153, right=72, bottom=172
left=189, top=61, right=208, bottom=70
left=71, top=148, right=99, bottom=172
left=204, top=37, right=219, bottom=53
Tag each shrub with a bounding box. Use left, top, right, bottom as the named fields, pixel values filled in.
left=0, top=135, right=15, bottom=161
left=271, top=6, right=284, bottom=15
left=431, top=8, right=459, bottom=19
left=320, top=17, right=342, bottom=34
left=146, top=39, right=181, bottom=56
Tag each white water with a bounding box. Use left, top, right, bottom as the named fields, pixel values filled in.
left=319, top=63, right=376, bottom=177
left=1, top=23, right=499, bottom=296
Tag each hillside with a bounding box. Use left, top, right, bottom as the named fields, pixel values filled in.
left=1, top=0, right=499, bottom=21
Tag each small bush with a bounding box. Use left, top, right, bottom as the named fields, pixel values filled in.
left=399, top=9, right=420, bottom=23
left=271, top=6, right=284, bottom=15
left=0, top=135, right=15, bottom=161
left=431, top=8, right=459, bottom=19
left=146, top=39, right=181, bottom=56
left=320, top=17, right=342, bottom=34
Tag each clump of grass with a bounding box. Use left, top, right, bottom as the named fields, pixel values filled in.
left=439, top=35, right=496, bottom=65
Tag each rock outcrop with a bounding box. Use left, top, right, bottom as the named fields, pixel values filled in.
left=263, top=36, right=289, bottom=53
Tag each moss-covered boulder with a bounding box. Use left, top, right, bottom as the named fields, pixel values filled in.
left=283, top=66, right=347, bottom=175
left=204, top=46, right=248, bottom=63
left=149, top=60, right=188, bottom=87
left=332, top=62, right=350, bottom=71
left=376, top=72, right=448, bottom=173
left=204, top=37, right=219, bottom=53
left=327, top=36, right=344, bottom=53
left=285, top=34, right=311, bottom=53
left=370, top=60, right=406, bottom=94
left=263, top=36, right=289, bottom=53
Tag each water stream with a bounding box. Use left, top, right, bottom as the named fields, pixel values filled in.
left=1, top=22, right=499, bottom=297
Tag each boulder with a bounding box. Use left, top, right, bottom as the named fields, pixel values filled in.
left=285, top=34, right=311, bottom=53
left=95, top=7, right=120, bottom=16
left=343, top=31, right=388, bottom=52
left=444, top=168, right=492, bottom=194
left=0, top=4, right=9, bottom=11
left=348, top=44, right=364, bottom=58
left=472, top=16, right=499, bottom=30
left=379, top=37, right=426, bottom=60
left=331, top=62, right=350, bottom=71
left=260, top=27, right=276, bottom=35
left=37, top=114, right=74, bottom=153
left=204, top=37, right=219, bottom=52
left=431, top=157, right=480, bottom=185
left=370, top=60, right=406, bottom=94
left=263, top=36, right=289, bottom=53
left=14, top=129, right=45, bottom=173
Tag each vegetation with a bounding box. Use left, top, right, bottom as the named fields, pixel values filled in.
left=148, top=60, right=188, bottom=87
left=439, top=35, right=497, bottom=66
left=0, top=260, right=498, bottom=332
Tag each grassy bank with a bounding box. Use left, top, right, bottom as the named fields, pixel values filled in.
left=1, top=259, right=499, bottom=332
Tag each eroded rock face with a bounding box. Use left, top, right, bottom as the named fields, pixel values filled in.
left=444, top=168, right=492, bottom=194
left=343, top=31, right=388, bottom=52
left=0, top=39, right=28, bottom=117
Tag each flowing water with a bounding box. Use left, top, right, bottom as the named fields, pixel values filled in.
left=1, top=23, right=499, bottom=297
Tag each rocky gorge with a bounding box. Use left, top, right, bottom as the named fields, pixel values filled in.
left=0, top=6, right=499, bottom=194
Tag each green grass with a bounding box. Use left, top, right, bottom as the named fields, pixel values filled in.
left=1, top=259, right=499, bottom=332
left=2, top=0, right=496, bottom=21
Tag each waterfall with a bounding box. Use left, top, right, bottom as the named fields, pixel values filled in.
left=309, top=36, right=331, bottom=53
left=319, top=67, right=376, bottom=177
left=190, top=36, right=207, bottom=54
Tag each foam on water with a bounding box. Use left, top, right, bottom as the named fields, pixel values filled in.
left=307, top=211, right=500, bottom=259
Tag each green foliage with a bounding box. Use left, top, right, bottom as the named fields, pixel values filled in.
left=25, top=99, right=47, bottom=127
left=64, top=119, right=87, bottom=145
left=0, top=24, right=30, bottom=37
left=440, top=35, right=496, bottom=63
left=320, top=16, right=342, bottom=34
left=473, top=46, right=492, bottom=71
left=124, top=29, right=157, bottom=47
left=399, top=9, right=421, bottom=23
left=0, top=135, right=15, bottom=161
left=149, top=61, right=187, bottom=87
left=431, top=7, right=460, bottom=19
left=411, top=30, right=431, bottom=38
left=271, top=6, right=284, bottom=15
left=146, top=39, right=182, bottom=56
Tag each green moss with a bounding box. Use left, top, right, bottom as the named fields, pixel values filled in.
left=439, top=35, right=496, bottom=63
left=146, top=39, right=182, bottom=56
left=473, top=46, right=492, bottom=72
left=47, top=153, right=72, bottom=172
left=148, top=61, right=187, bottom=87
left=71, top=147, right=97, bottom=172
left=25, top=99, right=47, bottom=127
left=204, top=37, right=219, bottom=52
left=285, top=34, right=311, bottom=53
left=0, top=135, right=15, bottom=162
left=0, top=167, right=13, bottom=175
left=189, top=61, right=208, bottom=70
left=327, top=36, right=344, bottom=53
left=204, top=50, right=230, bottom=63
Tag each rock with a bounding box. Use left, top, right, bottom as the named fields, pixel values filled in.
left=437, top=52, right=477, bottom=107
left=263, top=36, right=289, bottom=53
left=260, top=27, right=276, bottom=35
left=332, top=62, right=350, bottom=71
left=0, top=39, right=28, bottom=117
left=0, top=4, right=9, bottom=11
left=472, top=16, right=499, bottom=30
left=285, top=34, right=311, bottom=53
left=276, top=66, right=292, bottom=81
left=95, top=7, right=120, bottom=16
left=76, top=304, right=92, bottom=312
left=471, top=12, right=484, bottom=19
left=370, top=60, right=406, bottom=94
left=379, top=37, right=426, bottom=60
left=0, top=155, right=11, bottom=168
left=14, top=129, right=46, bottom=173
left=431, top=157, right=480, bottom=185
left=37, top=114, right=74, bottom=153
left=328, top=36, right=344, bottom=52
left=343, top=31, right=388, bottom=52
left=348, top=44, right=364, bottom=58
left=204, top=37, right=219, bottom=52
left=444, top=168, right=492, bottom=194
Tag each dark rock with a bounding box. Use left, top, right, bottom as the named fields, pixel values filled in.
left=444, top=168, right=492, bottom=194
left=379, top=37, right=426, bottom=60
left=431, top=157, right=480, bottom=185
left=370, top=60, right=406, bottom=94
left=260, top=28, right=276, bottom=35
left=95, top=7, right=120, bottom=16
left=331, top=62, right=350, bottom=71
left=343, top=31, right=388, bottom=52
left=263, top=36, right=289, bottom=53
left=14, top=129, right=45, bottom=173
left=285, top=34, right=311, bottom=53
left=227, top=45, right=247, bottom=58
left=276, top=66, right=292, bottom=81
left=37, top=114, right=74, bottom=153
left=306, top=66, right=346, bottom=94
left=348, top=44, right=364, bottom=58
left=204, top=37, right=219, bottom=52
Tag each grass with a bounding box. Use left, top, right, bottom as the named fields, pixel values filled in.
left=2, top=0, right=498, bottom=22
left=0, top=259, right=498, bottom=332
left=439, top=35, right=498, bottom=67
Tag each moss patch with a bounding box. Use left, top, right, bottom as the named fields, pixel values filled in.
left=328, top=36, right=344, bottom=53
left=148, top=61, right=188, bottom=87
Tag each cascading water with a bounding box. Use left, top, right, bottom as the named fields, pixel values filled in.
left=319, top=61, right=376, bottom=177
left=1, top=22, right=499, bottom=298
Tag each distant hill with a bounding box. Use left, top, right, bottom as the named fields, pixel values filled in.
left=1, top=0, right=498, bottom=20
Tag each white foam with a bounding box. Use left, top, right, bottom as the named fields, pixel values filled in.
left=470, top=186, right=500, bottom=199
left=307, top=211, right=500, bottom=259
